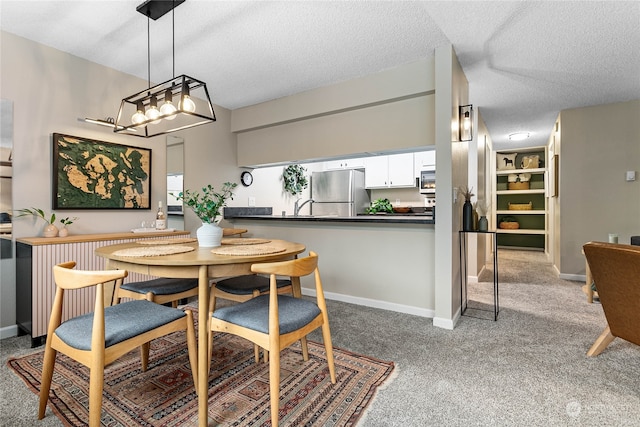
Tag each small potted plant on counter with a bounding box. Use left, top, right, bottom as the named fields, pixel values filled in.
left=172, top=182, right=238, bottom=247
left=58, top=216, right=78, bottom=237
left=366, top=198, right=394, bottom=214
left=15, top=207, right=58, bottom=237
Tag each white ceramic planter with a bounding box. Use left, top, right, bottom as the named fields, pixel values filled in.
left=196, top=222, right=223, bottom=247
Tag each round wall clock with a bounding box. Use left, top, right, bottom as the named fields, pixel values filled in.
left=240, top=171, right=253, bottom=187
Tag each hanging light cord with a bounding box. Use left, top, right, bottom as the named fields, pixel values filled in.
left=147, top=13, right=151, bottom=89
left=172, top=0, right=175, bottom=77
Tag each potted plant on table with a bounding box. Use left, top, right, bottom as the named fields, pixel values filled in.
left=458, top=186, right=475, bottom=231
left=172, top=182, right=237, bottom=247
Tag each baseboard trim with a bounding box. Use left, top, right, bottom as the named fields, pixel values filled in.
left=432, top=316, right=455, bottom=330
left=0, top=324, right=18, bottom=340
left=559, top=273, right=586, bottom=282
left=302, top=288, right=435, bottom=319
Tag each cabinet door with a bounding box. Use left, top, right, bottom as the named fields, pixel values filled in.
left=414, top=150, right=436, bottom=176
left=364, top=156, right=389, bottom=188
left=388, top=153, right=415, bottom=187
left=324, top=158, right=366, bottom=170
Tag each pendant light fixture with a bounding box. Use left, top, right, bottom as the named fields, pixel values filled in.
left=459, top=104, right=473, bottom=142
left=114, top=0, right=216, bottom=138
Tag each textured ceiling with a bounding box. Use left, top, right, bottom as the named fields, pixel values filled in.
left=1, top=1, right=639, bottom=150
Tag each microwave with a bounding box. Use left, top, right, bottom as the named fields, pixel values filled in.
left=419, top=167, right=436, bottom=194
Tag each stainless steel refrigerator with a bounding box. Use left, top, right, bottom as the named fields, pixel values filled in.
left=311, top=169, right=370, bottom=217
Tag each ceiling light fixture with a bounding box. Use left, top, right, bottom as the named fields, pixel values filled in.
left=459, top=104, right=473, bottom=142
left=114, top=0, right=216, bottom=138
left=508, top=132, right=530, bottom=141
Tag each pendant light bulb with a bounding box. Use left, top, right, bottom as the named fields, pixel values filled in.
left=145, top=95, right=161, bottom=124
left=160, top=88, right=177, bottom=120
left=131, top=101, right=147, bottom=126
left=179, top=80, right=196, bottom=113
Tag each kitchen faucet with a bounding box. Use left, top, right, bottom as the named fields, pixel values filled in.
left=294, top=198, right=314, bottom=216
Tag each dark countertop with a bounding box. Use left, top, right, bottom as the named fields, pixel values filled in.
left=225, top=213, right=434, bottom=225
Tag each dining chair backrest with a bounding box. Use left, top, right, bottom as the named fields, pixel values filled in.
left=582, top=242, right=640, bottom=355
left=39, top=262, right=197, bottom=426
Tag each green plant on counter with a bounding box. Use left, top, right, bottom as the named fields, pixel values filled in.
left=366, top=198, right=394, bottom=214
left=171, top=182, right=238, bottom=224
left=59, top=216, right=78, bottom=226
left=282, top=164, right=308, bottom=196
left=15, top=207, right=56, bottom=224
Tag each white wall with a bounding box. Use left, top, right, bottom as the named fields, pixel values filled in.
left=557, top=99, right=640, bottom=277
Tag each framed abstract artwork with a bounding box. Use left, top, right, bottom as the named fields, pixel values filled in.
left=52, top=133, right=152, bottom=209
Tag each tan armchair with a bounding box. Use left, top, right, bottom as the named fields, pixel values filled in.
left=582, top=242, right=640, bottom=356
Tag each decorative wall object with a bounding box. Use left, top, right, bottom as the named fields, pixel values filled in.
left=52, top=133, right=151, bottom=209
left=497, top=152, right=517, bottom=170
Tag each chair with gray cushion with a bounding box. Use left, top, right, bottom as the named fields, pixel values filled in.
left=209, top=251, right=335, bottom=427
left=209, top=274, right=293, bottom=363
left=39, top=262, right=197, bottom=427
left=114, top=276, right=199, bottom=307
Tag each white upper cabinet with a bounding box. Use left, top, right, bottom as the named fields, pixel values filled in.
left=323, top=157, right=367, bottom=170
left=365, top=153, right=415, bottom=189
left=413, top=150, right=436, bottom=178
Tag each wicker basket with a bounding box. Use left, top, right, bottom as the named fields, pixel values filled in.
left=508, top=182, right=530, bottom=190
left=508, top=202, right=533, bottom=210
left=499, top=221, right=520, bottom=229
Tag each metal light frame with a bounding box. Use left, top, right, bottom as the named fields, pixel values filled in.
left=113, top=0, right=216, bottom=138
left=115, top=74, right=215, bottom=137
left=459, top=104, right=473, bottom=142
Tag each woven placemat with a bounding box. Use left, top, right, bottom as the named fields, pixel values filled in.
left=221, top=238, right=271, bottom=245
left=137, top=238, right=197, bottom=245
left=112, top=245, right=195, bottom=257
left=211, top=245, right=286, bottom=256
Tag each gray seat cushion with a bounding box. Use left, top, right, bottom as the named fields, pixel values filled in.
left=55, top=300, right=186, bottom=351
left=120, top=277, right=198, bottom=295
left=212, top=295, right=321, bottom=335
left=215, top=275, right=291, bottom=295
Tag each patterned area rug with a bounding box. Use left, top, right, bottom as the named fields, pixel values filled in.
left=7, top=310, right=395, bottom=426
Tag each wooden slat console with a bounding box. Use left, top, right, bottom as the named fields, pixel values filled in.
left=16, top=231, right=191, bottom=347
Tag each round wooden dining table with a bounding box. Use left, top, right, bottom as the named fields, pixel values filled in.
left=95, top=239, right=306, bottom=427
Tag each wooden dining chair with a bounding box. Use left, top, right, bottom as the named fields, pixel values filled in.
left=209, top=251, right=336, bottom=427
left=39, top=262, right=198, bottom=427
left=208, top=274, right=293, bottom=364
left=582, top=242, right=640, bottom=356
left=114, top=276, right=199, bottom=307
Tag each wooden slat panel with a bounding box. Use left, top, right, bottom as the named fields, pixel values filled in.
left=30, top=234, right=189, bottom=338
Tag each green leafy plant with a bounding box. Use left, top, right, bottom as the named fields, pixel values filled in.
left=366, top=198, right=394, bottom=214
left=282, top=165, right=308, bottom=196
left=171, top=182, right=238, bottom=224
left=15, top=208, right=56, bottom=224
left=59, top=216, right=78, bottom=226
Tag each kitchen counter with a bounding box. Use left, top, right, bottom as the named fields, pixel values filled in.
left=224, top=210, right=434, bottom=225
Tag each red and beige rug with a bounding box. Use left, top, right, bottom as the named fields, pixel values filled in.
left=8, top=316, right=395, bottom=426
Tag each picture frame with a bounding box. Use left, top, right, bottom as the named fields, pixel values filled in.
left=52, top=133, right=152, bottom=210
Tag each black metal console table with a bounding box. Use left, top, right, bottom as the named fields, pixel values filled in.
left=459, top=230, right=499, bottom=321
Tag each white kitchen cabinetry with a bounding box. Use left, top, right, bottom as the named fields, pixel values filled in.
left=324, top=157, right=367, bottom=170
left=492, top=147, right=547, bottom=251
left=365, top=153, right=415, bottom=189
left=414, top=150, right=436, bottom=178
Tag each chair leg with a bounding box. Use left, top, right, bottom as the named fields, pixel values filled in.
left=300, top=336, right=310, bottom=361
left=38, top=345, right=57, bottom=420
left=184, top=310, right=198, bottom=392
left=88, top=367, right=105, bottom=426
left=320, top=322, right=336, bottom=383
left=587, top=326, right=616, bottom=356
left=269, top=349, right=280, bottom=427
left=140, top=342, right=150, bottom=371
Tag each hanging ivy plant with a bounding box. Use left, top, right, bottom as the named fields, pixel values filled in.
left=282, top=164, right=308, bottom=196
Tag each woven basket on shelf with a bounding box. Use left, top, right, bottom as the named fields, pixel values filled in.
left=508, top=182, right=530, bottom=190
left=499, top=222, right=520, bottom=229
left=508, top=202, right=533, bottom=210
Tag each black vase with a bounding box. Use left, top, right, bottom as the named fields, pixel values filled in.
left=462, top=200, right=474, bottom=231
